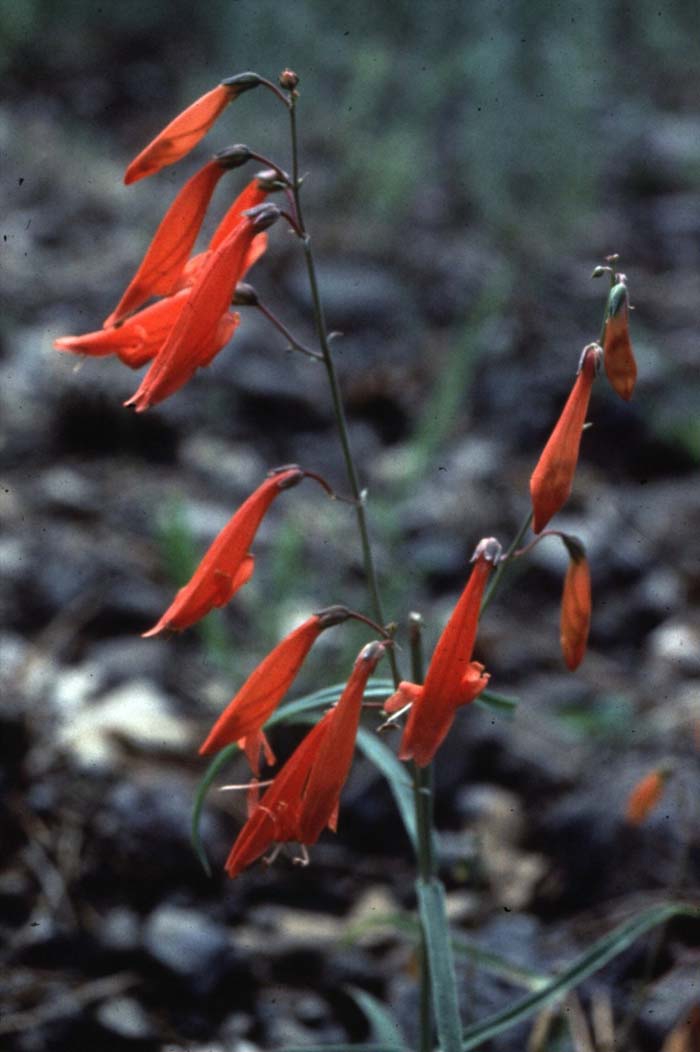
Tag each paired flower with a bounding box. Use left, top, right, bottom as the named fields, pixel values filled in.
left=625, top=768, right=671, bottom=825
left=530, top=343, right=600, bottom=534
left=603, top=280, right=637, bottom=402
left=144, top=466, right=321, bottom=637
left=384, top=537, right=500, bottom=767
left=225, top=640, right=388, bottom=879
left=559, top=535, right=591, bottom=671
left=124, top=74, right=263, bottom=185
left=199, top=606, right=352, bottom=760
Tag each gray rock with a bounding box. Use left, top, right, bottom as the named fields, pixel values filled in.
left=143, top=904, right=230, bottom=994
left=638, top=961, right=700, bottom=1044
left=96, top=995, right=156, bottom=1039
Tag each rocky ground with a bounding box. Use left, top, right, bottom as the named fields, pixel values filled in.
left=2, top=60, right=700, bottom=1052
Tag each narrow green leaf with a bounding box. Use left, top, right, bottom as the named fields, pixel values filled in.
left=190, top=743, right=239, bottom=875
left=356, top=726, right=417, bottom=852
left=346, top=986, right=407, bottom=1050
left=417, top=878, right=463, bottom=1052
left=477, top=689, right=519, bottom=715
left=461, top=901, right=700, bottom=1049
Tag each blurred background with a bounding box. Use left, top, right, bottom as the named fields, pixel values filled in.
left=1, top=2, right=699, bottom=1050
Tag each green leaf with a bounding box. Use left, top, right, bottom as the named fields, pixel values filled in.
left=477, top=689, right=519, bottom=716
left=355, top=726, right=417, bottom=852
left=344, top=911, right=549, bottom=992
left=461, top=901, right=700, bottom=1049
left=417, top=878, right=463, bottom=1052
left=190, top=743, right=238, bottom=876
left=346, top=986, right=407, bottom=1049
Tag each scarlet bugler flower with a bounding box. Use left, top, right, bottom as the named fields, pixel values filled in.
left=144, top=466, right=314, bottom=637
left=603, top=281, right=637, bottom=401
left=199, top=606, right=352, bottom=758
left=530, top=343, right=600, bottom=534
left=124, top=75, right=262, bottom=185
left=106, top=158, right=232, bottom=327
left=626, top=768, right=671, bottom=825
left=560, top=535, right=591, bottom=671
left=125, top=205, right=279, bottom=411
left=225, top=640, right=387, bottom=878
left=384, top=537, right=500, bottom=767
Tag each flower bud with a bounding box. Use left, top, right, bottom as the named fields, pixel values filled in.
left=220, top=71, right=264, bottom=96
left=279, top=69, right=299, bottom=90
left=560, top=535, right=591, bottom=670
left=216, top=144, right=253, bottom=169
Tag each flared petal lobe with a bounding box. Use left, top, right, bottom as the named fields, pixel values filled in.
left=224, top=641, right=387, bottom=878
left=124, top=84, right=233, bottom=185
left=603, top=282, right=637, bottom=401
left=144, top=467, right=305, bottom=637
left=199, top=615, right=325, bottom=755
left=54, top=290, right=191, bottom=369
left=105, top=160, right=227, bottom=326
left=398, top=538, right=500, bottom=766
left=560, top=539, right=591, bottom=671
left=530, top=344, right=599, bottom=534
left=125, top=216, right=257, bottom=411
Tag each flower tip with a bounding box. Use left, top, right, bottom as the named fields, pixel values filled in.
left=470, top=536, right=502, bottom=564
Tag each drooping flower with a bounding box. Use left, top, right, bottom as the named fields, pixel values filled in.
left=385, top=538, right=500, bottom=767
left=559, top=535, right=591, bottom=671
left=124, top=75, right=262, bottom=185
left=199, top=606, right=352, bottom=758
left=530, top=344, right=600, bottom=534
left=225, top=640, right=387, bottom=878
left=125, top=205, right=279, bottom=411
left=603, top=281, right=637, bottom=401
left=106, top=157, right=235, bottom=327
left=144, top=466, right=309, bottom=637
left=55, top=290, right=191, bottom=369
left=626, top=768, right=671, bottom=825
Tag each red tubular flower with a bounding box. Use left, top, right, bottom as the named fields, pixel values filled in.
left=199, top=606, right=351, bottom=757
left=225, top=640, right=387, bottom=878
left=124, top=210, right=277, bottom=412
left=143, top=466, right=307, bottom=637
left=560, top=536, right=591, bottom=671
left=603, top=282, right=637, bottom=401
left=626, top=768, right=670, bottom=825
left=124, top=83, right=234, bottom=185
left=105, top=160, right=229, bottom=327
left=386, top=538, right=500, bottom=767
left=530, top=344, right=600, bottom=534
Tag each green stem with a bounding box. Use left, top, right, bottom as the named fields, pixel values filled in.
left=408, top=613, right=434, bottom=1052
left=287, top=94, right=400, bottom=686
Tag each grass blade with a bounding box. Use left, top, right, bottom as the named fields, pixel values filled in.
left=461, top=901, right=700, bottom=1049
left=190, top=742, right=238, bottom=875
left=417, top=878, right=463, bottom=1052
left=346, top=985, right=407, bottom=1049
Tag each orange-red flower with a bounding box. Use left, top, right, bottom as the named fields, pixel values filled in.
left=560, top=536, right=591, bottom=671
left=144, top=466, right=307, bottom=637
left=385, top=537, right=499, bottom=767
left=530, top=344, right=600, bottom=534
left=626, top=768, right=670, bottom=825
left=55, top=290, right=192, bottom=369
left=603, top=281, right=637, bottom=401
left=199, top=607, right=351, bottom=758
left=124, top=81, right=254, bottom=185
left=225, top=640, right=387, bottom=878
left=106, top=160, right=229, bottom=327
left=125, top=207, right=279, bottom=411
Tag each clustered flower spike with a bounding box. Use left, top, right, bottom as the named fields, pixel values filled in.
left=225, top=641, right=388, bottom=879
